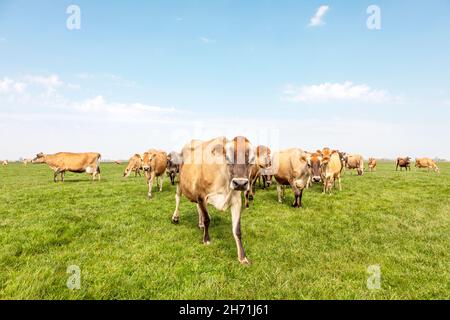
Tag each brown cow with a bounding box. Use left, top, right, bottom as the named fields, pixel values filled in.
left=272, top=148, right=311, bottom=208
left=142, top=149, right=167, bottom=198
left=171, top=136, right=255, bottom=264
left=244, top=145, right=271, bottom=208
left=321, top=151, right=343, bottom=194
left=2, top=160, right=8, bottom=166
left=368, top=158, right=377, bottom=172
left=346, top=154, right=364, bottom=175
left=123, top=154, right=143, bottom=177
left=396, top=157, right=411, bottom=171
left=31, top=152, right=101, bottom=182
left=415, top=158, right=439, bottom=173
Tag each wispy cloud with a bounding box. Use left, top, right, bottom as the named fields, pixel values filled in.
left=200, top=37, right=216, bottom=44
left=282, top=81, right=398, bottom=104
left=309, top=5, right=330, bottom=27
left=75, top=72, right=136, bottom=87
left=0, top=77, right=26, bottom=94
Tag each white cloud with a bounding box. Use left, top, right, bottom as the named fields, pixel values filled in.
left=200, top=37, right=216, bottom=44
left=23, top=74, right=63, bottom=96
left=309, top=5, right=330, bottom=27
left=75, top=73, right=135, bottom=87
left=0, top=77, right=26, bottom=94
left=73, top=95, right=177, bottom=120
left=282, top=81, right=396, bottom=104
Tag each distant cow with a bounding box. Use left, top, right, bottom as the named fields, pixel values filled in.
left=2, top=160, right=8, bottom=166
left=415, top=158, right=439, bottom=173
left=123, top=154, right=143, bottom=177
left=396, top=157, right=411, bottom=171
left=166, top=151, right=183, bottom=186
left=171, top=136, right=255, bottom=264
left=321, top=151, right=343, bottom=194
left=368, top=158, right=377, bottom=172
left=346, top=154, right=364, bottom=175
left=114, top=160, right=122, bottom=165
left=245, top=145, right=271, bottom=208
left=32, top=152, right=101, bottom=182
left=272, top=148, right=311, bottom=208
left=142, top=149, right=167, bottom=198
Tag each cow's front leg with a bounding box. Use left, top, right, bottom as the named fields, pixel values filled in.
left=244, top=190, right=250, bottom=208
left=277, top=184, right=283, bottom=203
left=60, top=171, right=65, bottom=182
left=147, top=172, right=155, bottom=199
left=53, top=169, right=61, bottom=182
left=290, top=183, right=301, bottom=208
left=230, top=193, right=249, bottom=265
left=171, top=184, right=182, bottom=224
left=198, top=199, right=210, bottom=245
left=159, top=175, right=164, bottom=192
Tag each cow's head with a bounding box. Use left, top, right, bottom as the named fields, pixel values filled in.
left=309, top=152, right=322, bottom=182
left=212, top=136, right=255, bottom=191
left=32, top=152, right=46, bottom=163
left=142, top=152, right=154, bottom=171
left=256, top=145, right=271, bottom=169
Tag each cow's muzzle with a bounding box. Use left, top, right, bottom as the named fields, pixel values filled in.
left=231, top=178, right=249, bottom=191
left=143, top=166, right=150, bottom=171
left=312, top=176, right=321, bottom=183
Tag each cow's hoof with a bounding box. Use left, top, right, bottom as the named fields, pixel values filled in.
left=198, top=224, right=205, bottom=229
left=203, top=240, right=211, bottom=245
left=239, top=257, right=251, bottom=265
left=172, top=217, right=179, bottom=224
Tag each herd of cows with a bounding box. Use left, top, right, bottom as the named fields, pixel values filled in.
left=1, top=136, right=442, bottom=264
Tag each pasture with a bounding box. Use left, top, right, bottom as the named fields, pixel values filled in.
left=0, top=161, right=449, bottom=299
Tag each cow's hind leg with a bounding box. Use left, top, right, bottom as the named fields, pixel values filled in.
left=198, top=198, right=210, bottom=245
left=171, top=184, right=182, bottom=224
left=277, top=184, right=283, bottom=203
left=197, top=203, right=205, bottom=229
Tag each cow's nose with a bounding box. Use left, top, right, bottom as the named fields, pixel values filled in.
left=231, top=178, right=249, bottom=191
left=143, top=166, right=150, bottom=171
left=313, top=176, right=321, bottom=182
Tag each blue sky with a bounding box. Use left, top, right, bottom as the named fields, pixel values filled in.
left=1, top=0, right=449, bottom=159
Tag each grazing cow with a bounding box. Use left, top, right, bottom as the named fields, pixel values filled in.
left=166, top=151, right=183, bottom=186
left=321, top=151, right=343, bottom=194
left=114, top=160, right=122, bottom=165
left=257, top=171, right=273, bottom=189
left=368, top=158, right=377, bottom=172
left=123, top=154, right=143, bottom=177
left=142, top=149, right=167, bottom=198
left=2, top=160, right=8, bottom=166
left=346, top=154, right=364, bottom=175
left=415, top=158, right=440, bottom=173
left=244, top=145, right=272, bottom=208
left=31, top=152, right=101, bottom=182
left=171, top=136, right=255, bottom=264
left=396, top=157, right=411, bottom=171
left=22, top=159, right=30, bottom=166
left=272, top=148, right=311, bottom=208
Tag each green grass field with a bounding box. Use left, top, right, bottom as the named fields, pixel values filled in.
left=0, top=161, right=449, bottom=299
